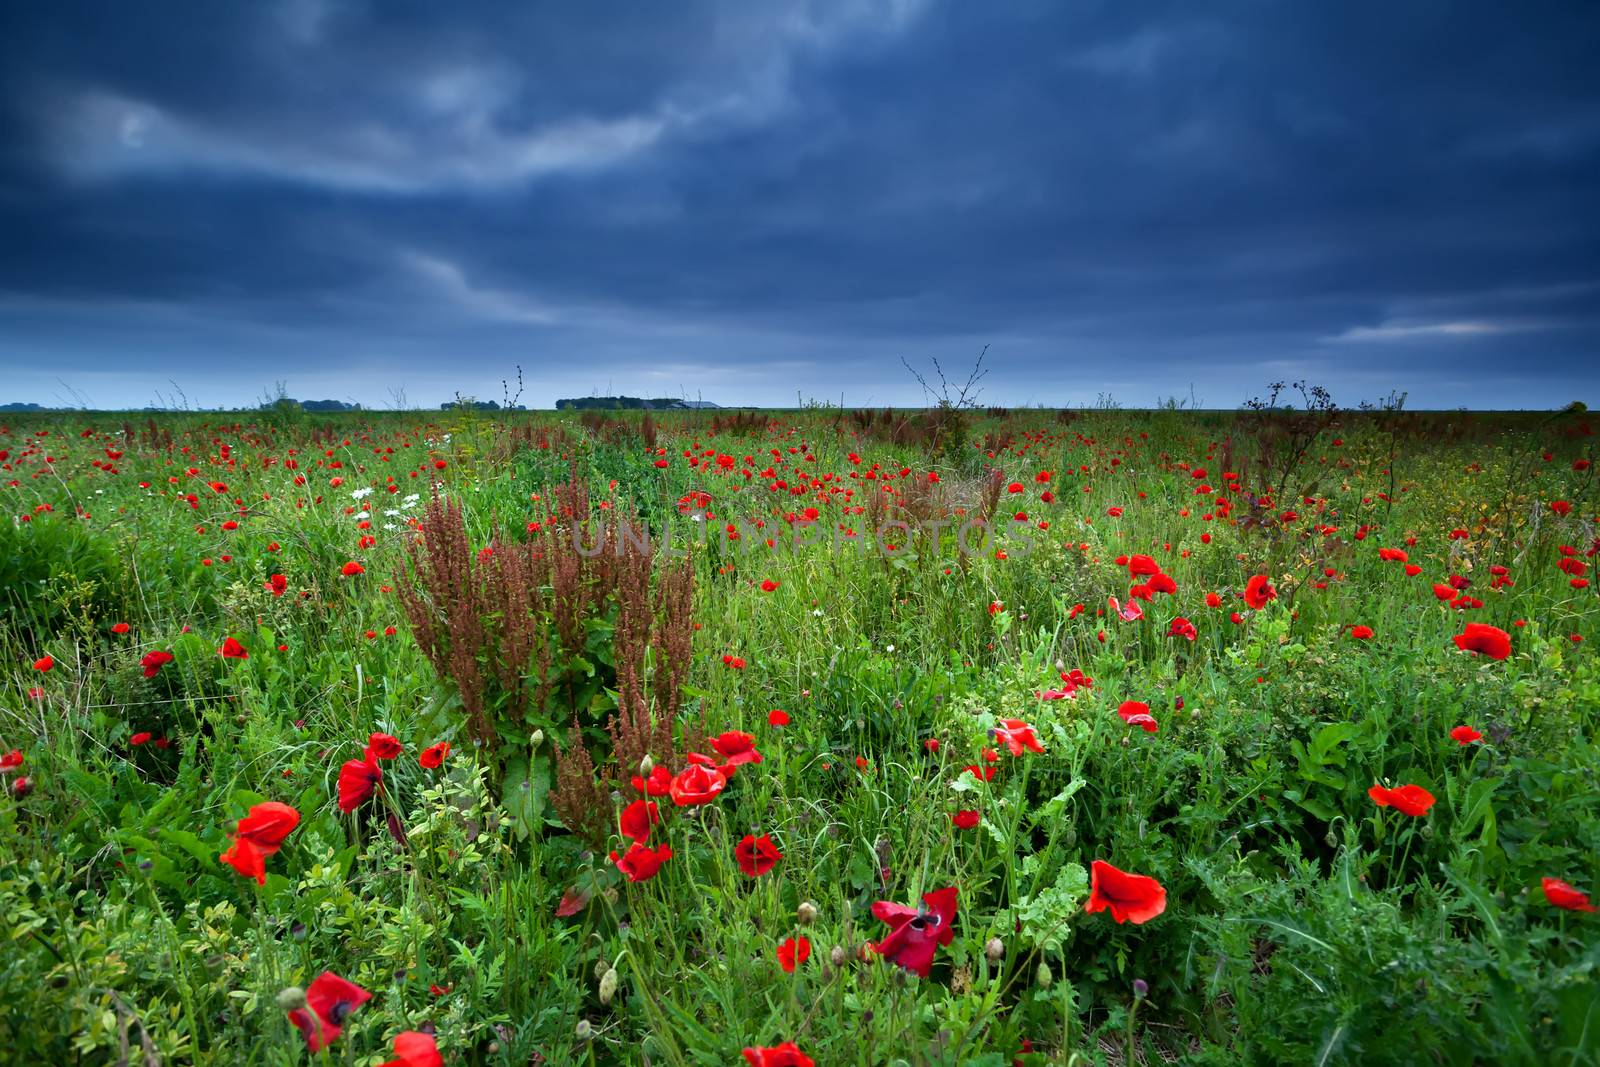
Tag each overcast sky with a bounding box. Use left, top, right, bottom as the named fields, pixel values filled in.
left=1, top=1, right=1596, bottom=410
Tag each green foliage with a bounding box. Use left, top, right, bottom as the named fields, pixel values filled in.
left=1, top=406, right=1596, bottom=1065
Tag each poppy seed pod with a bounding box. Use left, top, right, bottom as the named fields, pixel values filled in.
left=275, top=986, right=306, bottom=1011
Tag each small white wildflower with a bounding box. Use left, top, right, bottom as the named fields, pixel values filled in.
left=351, top=487, right=372, bottom=500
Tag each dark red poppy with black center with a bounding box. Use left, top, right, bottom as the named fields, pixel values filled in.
left=419, top=740, right=450, bottom=768
left=365, top=732, right=403, bottom=761
left=287, top=971, right=371, bottom=1052
left=870, top=885, right=958, bottom=976
left=1243, top=575, right=1276, bottom=609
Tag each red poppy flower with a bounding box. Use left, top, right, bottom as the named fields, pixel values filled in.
left=338, top=757, right=383, bottom=812
left=710, top=730, right=764, bottom=767
left=1204, top=592, right=1223, bottom=608
left=1453, top=623, right=1511, bottom=660
left=632, top=764, right=673, bottom=796
left=951, top=809, right=979, bottom=829
left=610, top=841, right=673, bottom=882
left=131, top=731, right=153, bottom=746
left=1449, top=725, right=1482, bottom=745
left=140, top=650, right=174, bottom=677
left=379, top=1031, right=443, bottom=1067
left=236, top=801, right=300, bottom=849
left=363, top=732, right=403, bottom=761
left=669, top=762, right=727, bottom=807
left=1367, top=783, right=1435, bottom=816
left=218, top=637, right=249, bottom=660
left=0, top=749, right=22, bottom=771
left=287, top=971, right=371, bottom=1052
left=1127, top=554, right=1160, bottom=577
left=1541, top=877, right=1597, bottom=913
left=266, top=573, right=288, bottom=597
left=1117, top=700, right=1159, bottom=733
left=1167, top=617, right=1197, bottom=641
left=743, top=1042, right=816, bottom=1067
left=776, top=936, right=811, bottom=973
left=870, top=885, right=958, bottom=976
left=341, top=561, right=365, bottom=576
left=736, top=833, right=782, bottom=876
left=111, top=622, right=131, bottom=634
left=760, top=579, right=780, bottom=592
left=767, top=709, right=790, bottom=727
left=220, top=836, right=269, bottom=884
left=1085, top=860, right=1167, bottom=925
left=1349, top=625, right=1374, bottom=640
left=32, top=656, right=53, bottom=672
left=618, top=799, right=660, bottom=843
left=1243, top=575, right=1277, bottom=609
left=992, top=718, right=1043, bottom=756
left=419, top=741, right=450, bottom=768
left=1378, top=548, right=1408, bottom=562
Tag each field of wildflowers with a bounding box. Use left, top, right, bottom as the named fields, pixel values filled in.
left=1, top=402, right=1596, bottom=1065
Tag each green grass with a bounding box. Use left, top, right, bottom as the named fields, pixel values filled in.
left=0, top=405, right=1596, bottom=1065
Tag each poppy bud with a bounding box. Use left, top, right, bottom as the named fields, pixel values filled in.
left=638, top=754, right=653, bottom=777
left=797, top=901, right=818, bottom=926
left=530, top=729, right=545, bottom=749
left=985, top=937, right=1004, bottom=962
left=486, top=1043, right=501, bottom=1056
left=594, top=959, right=610, bottom=981
left=275, top=986, right=306, bottom=1011
left=830, top=945, right=847, bottom=968
left=1133, top=978, right=1149, bottom=999
left=1035, top=961, right=1053, bottom=989
left=1061, top=828, right=1076, bottom=848
left=575, top=1019, right=593, bottom=1042
left=11, top=776, right=32, bottom=799
left=598, top=967, right=618, bottom=1005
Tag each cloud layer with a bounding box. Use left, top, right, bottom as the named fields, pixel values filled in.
left=1, top=1, right=1596, bottom=409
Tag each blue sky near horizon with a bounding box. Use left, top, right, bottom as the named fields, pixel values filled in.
left=0, top=1, right=1596, bottom=411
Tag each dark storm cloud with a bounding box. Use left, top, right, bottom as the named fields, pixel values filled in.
left=0, top=0, right=1596, bottom=409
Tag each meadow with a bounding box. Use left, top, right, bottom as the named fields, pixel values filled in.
left=1, top=400, right=1596, bottom=1066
